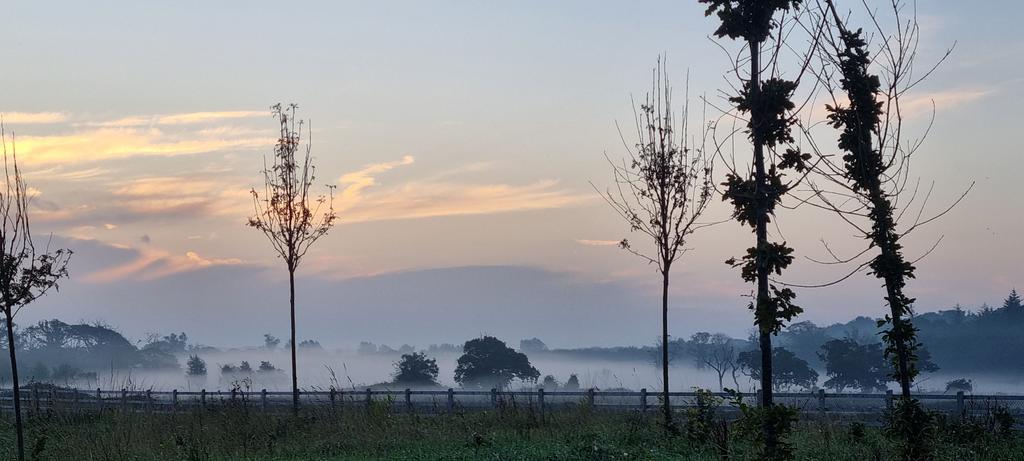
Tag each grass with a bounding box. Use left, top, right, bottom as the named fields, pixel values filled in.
left=0, top=402, right=1022, bottom=460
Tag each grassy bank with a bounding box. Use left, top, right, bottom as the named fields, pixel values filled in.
left=0, top=404, right=1021, bottom=460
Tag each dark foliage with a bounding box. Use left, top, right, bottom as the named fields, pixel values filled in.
left=454, top=336, right=539, bottom=389
left=393, top=352, right=439, bottom=385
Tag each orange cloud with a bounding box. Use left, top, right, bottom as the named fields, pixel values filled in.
left=2, top=112, right=68, bottom=124
left=84, top=246, right=244, bottom=283
left=576, top=239, right=620, bottom=246
left=87, top=110, right=266, bottom=128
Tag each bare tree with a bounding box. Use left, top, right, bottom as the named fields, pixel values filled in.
left=248, top=103, right=337, bottom=413
left=0, top=124, right=71, bottom=461
left=689, top=332, right=737, bottom=391
left=596, top=59, right=714, bottom=432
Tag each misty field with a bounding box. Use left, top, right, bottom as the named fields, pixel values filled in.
left=0, top=403, right=1021, bottom=461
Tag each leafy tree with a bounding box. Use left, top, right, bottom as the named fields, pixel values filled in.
left=818, top=339, right=890, bottom=392
left=1003, top=289, right=1022, bottom=316
left=541, top=375, right=559, bottom=389
left=248, top=103, right=337, bottom=413
left=564, top=374, right=580, bottom=391
left=519, top=338, right=548, bottom=353
left=186, top=355, right=207, bottom=376
left=298, top=339, right=322, bottom=350
left=239, top=361, right=253, bottom=373
left=263, top=334, right=280, bottom=350
left=393, top=352, right=439, bottom=385
left=0, top=129, right=72, bottom=461
left=357, top=341, right=377, bottom=354
left=454, top=336, right=539, bottom=389
left=700, top=1, right=811, bottom=455
left=945, top=378, right=972, bottom=394
left=258, top=361, right=278, bottom=372
left=738, top=347, right=817, bottom=391
left=596, top=58, right=714, bottom=431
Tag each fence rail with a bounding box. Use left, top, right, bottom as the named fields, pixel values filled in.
left=2, top=387, right=1022, bottom=420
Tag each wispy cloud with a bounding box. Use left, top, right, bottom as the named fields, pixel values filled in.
left=1, top=112, right=68, bottom=124
left=335, top=156, right=589, bottom=223
left=84, top=246, right=244, bottom=283
left=899, top=88, right=992, bottom=118
left=89, top=110, right=266, bottom=128
left=14, top=127, right=272, bottom=165
left=576, top=239, right=620, bottom=246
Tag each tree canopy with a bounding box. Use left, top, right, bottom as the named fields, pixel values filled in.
left=454, top=336, right=539, bottom=389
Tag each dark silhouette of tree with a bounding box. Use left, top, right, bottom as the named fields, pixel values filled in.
left=700, top=1, right=817, bottom=455
left=393, top=352, right=439, bottom=385
left=564, top=374, right=580, bottom=391
left=0, top=127, right=71, bottom=461
left=804, top=3, right=966, bottom=457
left=944, top=378, right=972, bottom=394
left=454, top=336, right=539, bottom=389
left=519, top=337, right=548, bottom=353
left=248, top=103, right=337, bottom=413
left=541, top=375, right=559, bottom=389
left=688, top=332, right=738, bottom=391
left=738, top=347, right=818, bottom=391
left=186, top=354, right=207, bottom=376
left=1003, top=289, right=1022, bottom=316
left=596, top=58, right=714, bottom=432
left=818, top=338, right=889, bottom=392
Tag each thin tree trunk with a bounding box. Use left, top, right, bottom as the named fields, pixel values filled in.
left=878, top=227, right=913, bottom=399
left=661, top=269, right=672, bottom=431
left=289, top=266, right=298, bottom=414
left=748, top=37, right=778, bottom=454
left=6, top=311, right=24, bottom=461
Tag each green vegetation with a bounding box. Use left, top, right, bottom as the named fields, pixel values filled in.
left=2, top=404, right=1022, bottom=460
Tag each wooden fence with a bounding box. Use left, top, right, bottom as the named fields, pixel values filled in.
left=2, top=387, right=1022, bottom=420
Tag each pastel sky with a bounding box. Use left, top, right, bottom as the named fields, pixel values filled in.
left=0, top=0, right=1019, bottom=348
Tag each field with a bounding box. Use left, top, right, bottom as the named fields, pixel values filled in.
left=2, top=403, right=1022, bottom=461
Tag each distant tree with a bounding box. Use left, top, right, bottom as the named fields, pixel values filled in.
left=186, top=355, right=207, bottom=376
left=397, top=344, right=415, bottom=354
left=738, top=348, right=817, bottom=391
left=239, top=361, right=253, bottom=373
left=945, top=378, right=973, bottom=394
left=298, top=339, right=322, bottom=350
left=541, top=375, right=559, bottom=389
left=221, top=363, right=238, bottom=374
left=258, top=361, right=278, bottom=372
left=50, top=364, right=82, bottom=383
left=264, top=334, right=280, bottom=350
left=393, top=352, right=439, bottom=385
left=357, top=341, right=377, bottom=354
left=0, top=128, right=72, bottom=461
left=688, top=332, right=738, bottom=391
left=28, top=362, right=49, bottom=382
left=519, top=338, right=548, bottom=353
left=1002, top=289, right=1022, bottom=315
left=248, top=103, right=337, bottom=413
left=378, top=344, right=397, bottom=354
left=818, top=339, right=890, bottom=392
left=596, top=58, right=714, bottom=432
left=454, top=336, right=539, bottom=389
left=564, top=374, right=580, bottom=391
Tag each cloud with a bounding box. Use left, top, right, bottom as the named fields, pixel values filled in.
left=899, top=89, right=992, bottom=118
left=83, top=245, right=244, bottom=283
left=14, top=127, right=272, bottom=165
left=87, top=110, right=266, bottom=128
left=2, top=112, right=68, bottom=124
left=576, top=239, right=621, bottom=247
left=335, top=156, right=590, bottom=223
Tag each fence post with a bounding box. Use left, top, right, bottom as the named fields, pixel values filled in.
left=365, top=388, right=372, bottom=410
left=231, top=388, right=237, bottom=403
left=145, top=389, right=152, bottom=414
left=121, top=388, right=127, bottom=413
left=96, top=388, right=102, bottom=412
left=405, top=388, right=412, bottom=412
left=330, top=388, right=337, bottom=409
left=587, top=388, right=595, bottom=408
left=818, top=389, right=826, bottom=410
left=491, top=388, right=498, bottom=408
left=755, top=389, right=762, bottom=407
left=956, top=391, right=965, bottom=419
left=447, top=388, right=455, bottom=413
left=48, top=388, right=55, bottom=412
left=261, top=389, right=267, bottom=412
left=538, top=388, right=545, bottom=419
left=640, top=388, right=648, bottom=413
left=201, top=389, right=207, bottom=409
left=32, top=386, right=39, bottom=414
left=172, top=389, right=178, bottom=414
left=73, top=389, right=80, bottom=414
left=885, top=390, right=894, bottom=411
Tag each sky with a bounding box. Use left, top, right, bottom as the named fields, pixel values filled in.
left=0, top=0, right=1020, bottom=348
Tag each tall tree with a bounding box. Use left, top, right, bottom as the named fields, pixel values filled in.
left=806, top=3, right=964, bottom=457
left=700, top=1, right=816, bottom=456
left=0, top=126, right=71, bottom=461
left=597, top=59, right=714, bottom=432
left=249, top=103, right=337, bottom=413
